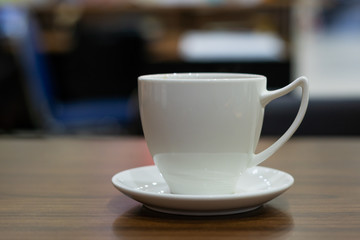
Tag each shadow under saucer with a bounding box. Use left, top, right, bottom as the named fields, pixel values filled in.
left=112, top=202, right=294, bottom=239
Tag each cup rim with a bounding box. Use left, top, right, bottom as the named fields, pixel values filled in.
left=138, top=73, right=265, bottom=82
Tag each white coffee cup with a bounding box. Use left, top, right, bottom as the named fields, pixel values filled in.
left=138, top=73, right=309, bottom=195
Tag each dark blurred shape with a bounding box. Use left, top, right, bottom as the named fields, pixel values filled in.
left=262, top=95, right=360, bottom=136
left=320, top=0, right=360, bottom=34
left=57, top=12, right=144, bottom=102
left=0, top=6, right=143, bottom=134
left=0, top=40, right=33, bottom=132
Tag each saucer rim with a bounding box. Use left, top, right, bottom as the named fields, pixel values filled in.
left=111, top=165, right=294, bottom=200
left=112, top=165, right=294, bottom=215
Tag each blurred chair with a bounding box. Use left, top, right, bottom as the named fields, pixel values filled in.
left=0, top=6, right=141, bottom=134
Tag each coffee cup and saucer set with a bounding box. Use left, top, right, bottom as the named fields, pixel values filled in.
left=112, top=73, right=309, bottom=216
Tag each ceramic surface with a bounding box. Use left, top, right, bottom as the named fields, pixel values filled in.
left=138, top=73, right=308, bottom=195
left=112, top=165, right=294, bottom=216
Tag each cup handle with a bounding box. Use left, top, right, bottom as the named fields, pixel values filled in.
left=250, top=76, right=309, bottom=167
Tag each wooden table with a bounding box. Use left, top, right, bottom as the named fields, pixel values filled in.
left=0, top=136, right=359, bottom=239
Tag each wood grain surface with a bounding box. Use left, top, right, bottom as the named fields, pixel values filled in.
left=0, top=136, right=359, bottom=239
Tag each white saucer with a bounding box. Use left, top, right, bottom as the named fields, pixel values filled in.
left=112, top=165, right=294, bottom=216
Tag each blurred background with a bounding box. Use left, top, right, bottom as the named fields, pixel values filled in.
left=0, top=0, right=360, bottom=136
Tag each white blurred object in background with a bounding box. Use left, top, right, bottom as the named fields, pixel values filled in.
left=179, top=30, right=285, bottom=62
